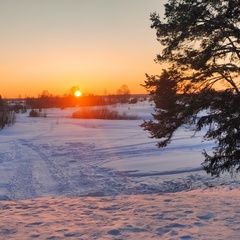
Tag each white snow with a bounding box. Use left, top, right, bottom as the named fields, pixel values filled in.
left=0, top=101, right=240, bottom=239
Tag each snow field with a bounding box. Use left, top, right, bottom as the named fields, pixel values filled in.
left=0, top=101, right=240, bottom=239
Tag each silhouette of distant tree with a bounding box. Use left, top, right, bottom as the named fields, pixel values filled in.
left=116, top=84, right=131, bottom=103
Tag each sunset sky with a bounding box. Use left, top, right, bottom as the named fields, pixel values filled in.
left=1, top=0, right=166, bottom=98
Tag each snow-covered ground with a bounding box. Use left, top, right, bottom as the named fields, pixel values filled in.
left=0, top=101, right=240, bottom=239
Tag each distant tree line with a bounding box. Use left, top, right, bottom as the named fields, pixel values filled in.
left=1, top=84, right=147, bottom=120
left=26, top=94, right=109, bottom=109
left=25, top=85, right=133, bottom=109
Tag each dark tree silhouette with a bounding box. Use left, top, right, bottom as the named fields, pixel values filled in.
left=0, top=95, right=4, bottom=110
left=116, top=84, right=131, bottom=103
left=0, top=95, right=15, bottom=129
left=141, top=0, right=240, bottom=176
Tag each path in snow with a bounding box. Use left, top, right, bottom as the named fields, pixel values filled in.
left=1, top=136, right=132, bottom=200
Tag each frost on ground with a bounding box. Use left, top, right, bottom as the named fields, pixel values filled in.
left=0, top=102, right=240, bottom=239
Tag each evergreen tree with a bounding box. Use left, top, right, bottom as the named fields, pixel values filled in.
left=141, top=0, right=240, bottom=176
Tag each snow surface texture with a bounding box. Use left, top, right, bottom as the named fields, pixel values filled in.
left=0, top=102, right=240, bottom=239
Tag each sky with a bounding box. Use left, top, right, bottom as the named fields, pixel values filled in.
left=0, top=0, right=167, bottom=98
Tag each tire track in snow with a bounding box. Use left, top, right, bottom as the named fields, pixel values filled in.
left=8, top=138, right=130, bottom=198
left=18, top=139, right=74, bottom=197
left=9, top=141, right=37, bottom=200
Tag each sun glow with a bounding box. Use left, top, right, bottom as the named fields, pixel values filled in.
left=74, top=90, right=82, bottom=97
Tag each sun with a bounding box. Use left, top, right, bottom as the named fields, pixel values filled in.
left=74, top=90, right=82, bottom=97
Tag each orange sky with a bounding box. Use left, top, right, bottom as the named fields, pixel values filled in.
left=0, top=0, right=167, bottom=98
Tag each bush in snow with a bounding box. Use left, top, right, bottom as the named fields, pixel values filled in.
left=29, top=109, right=47, bottom=118
left=72, top=107, right=139, bottom=120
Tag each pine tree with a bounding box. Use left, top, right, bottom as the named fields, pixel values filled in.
left=141, top=0, right=240, bottom=176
